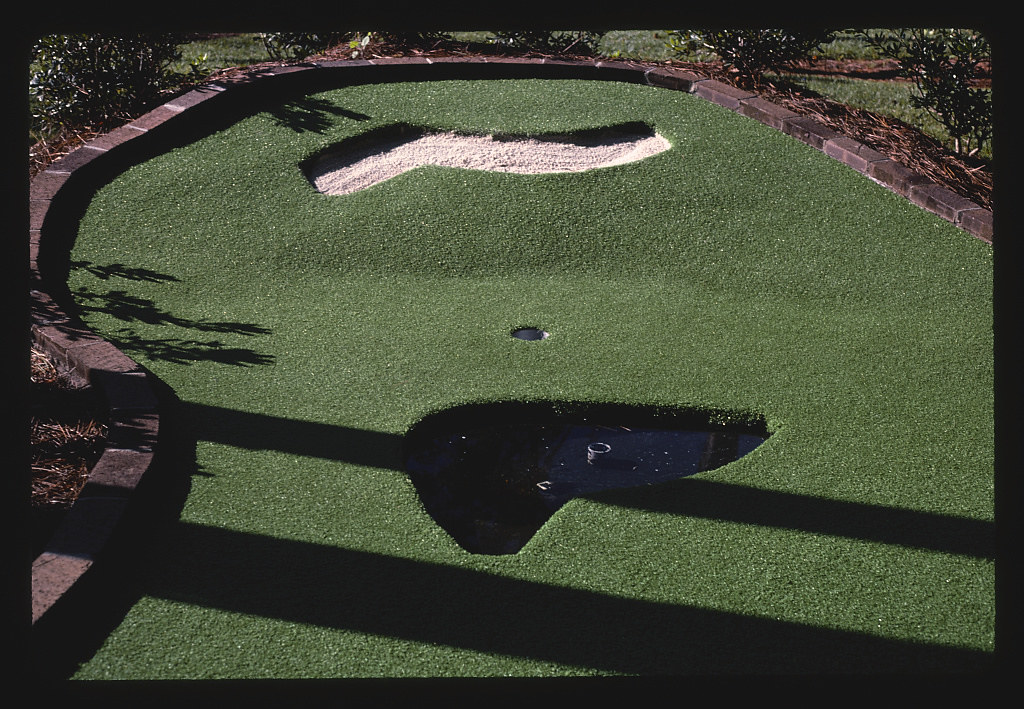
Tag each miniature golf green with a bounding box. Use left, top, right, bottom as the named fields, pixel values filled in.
left=61, top=78, right=993, bottom=677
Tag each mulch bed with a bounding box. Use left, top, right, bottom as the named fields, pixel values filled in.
left=739, top=73, right=993, bottom=210
left=29, top=347, right=108, bottom=555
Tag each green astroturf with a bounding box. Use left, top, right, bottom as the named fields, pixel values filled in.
left=62, top=79, right=993, bottom=677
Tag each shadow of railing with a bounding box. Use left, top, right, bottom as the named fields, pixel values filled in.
left=179, top=401, right=402, bottom=472
left=120, top=520, right=994, bottom=675
left=601, top=478, right=995, bottom=561
left=177, top=402, right=995, bottom=561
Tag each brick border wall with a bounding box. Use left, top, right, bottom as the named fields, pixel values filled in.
left=28, top=56, right=994, bottom=627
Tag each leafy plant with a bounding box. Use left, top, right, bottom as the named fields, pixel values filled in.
left=374, top=31, right=451, bottom=46
left=860, top=28, right=992, bottom=156
left=258, top=32, right=347, bottom=61
left=348, top=32, right=374, bottom=58
left=30, top=34, right=187, bottom=129
left=598, top=30, right=678, bottom=61
left=667, top=29, right=836, bottom=78
left=184, top=52, right=211, bottom=81
left=490, top=30, right=602, bottom=55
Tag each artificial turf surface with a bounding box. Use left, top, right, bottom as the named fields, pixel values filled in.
left=60, top=77, right=993, bottom=677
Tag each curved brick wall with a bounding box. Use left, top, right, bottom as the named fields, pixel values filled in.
left=27, top=56, right=994, bottom=628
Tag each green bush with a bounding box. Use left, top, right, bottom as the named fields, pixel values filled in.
left=861, top=28, right=992, bottom=157
left=338, top=31, right=436, bottom=59
left=373, top=31, right=451, bottom=46
left=258, top=32, right=348, bottom=61
left=30, top=34, right=188, bottom=130
left=490, top=30, right=602, bottom=55
left=667, top=29, right=835, bottom=78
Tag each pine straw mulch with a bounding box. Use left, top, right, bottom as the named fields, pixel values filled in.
left=29, top=347, right=107, bottom=514
left=730, top=70, right=993, bottom=211
left=27, top=40, right=993, bottom=528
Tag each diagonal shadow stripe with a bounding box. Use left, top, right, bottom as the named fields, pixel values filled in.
left=142, top=521, right=993, bottom=675
left=181, top=400, right=404, bottom=471
left=599, top=479, right=996, bottom=560
left=179, top=402, right=995, bottom=560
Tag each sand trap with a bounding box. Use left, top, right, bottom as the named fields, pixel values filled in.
left=306, top=126, right=672, bottom=195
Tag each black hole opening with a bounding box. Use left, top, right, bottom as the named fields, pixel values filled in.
left=512, top=328, right=549, bottom=341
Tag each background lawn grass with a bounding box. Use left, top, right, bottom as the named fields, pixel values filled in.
left=62, top=77, right=993, bottom=677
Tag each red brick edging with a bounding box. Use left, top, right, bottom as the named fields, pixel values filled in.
left=28, top=56, right=994, bottom=628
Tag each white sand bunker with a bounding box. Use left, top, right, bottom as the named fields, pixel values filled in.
left=306, top=125, right=672, bottom=195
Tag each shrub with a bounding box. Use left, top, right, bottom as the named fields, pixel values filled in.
left=30, top=34, right=187, bottom=130
left=490, top=30, right=602, bottom=56
left=861, top=28, right=992, bottom=157
left=372, top=31, right=451, bottom=46
left=258, top=32, right=348, bottom=61
left=667, top=29, right=835, bottom=79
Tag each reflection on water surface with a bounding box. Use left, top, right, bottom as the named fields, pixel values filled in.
left=404, top=404, right=769, bottom=554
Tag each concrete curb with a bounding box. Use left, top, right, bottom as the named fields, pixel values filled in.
left=28, top=55, right=994, bottom=628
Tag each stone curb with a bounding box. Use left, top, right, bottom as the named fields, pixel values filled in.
left=686, top=75, right=993, bottom=243
left=29, top=285, right=160, bottom=625
left=28, top=55, right=995, bottom=629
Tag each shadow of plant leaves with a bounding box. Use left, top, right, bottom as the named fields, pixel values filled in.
left=267, top=96, right=370, bottom=133
left=65, top=261, right=274, bottom=367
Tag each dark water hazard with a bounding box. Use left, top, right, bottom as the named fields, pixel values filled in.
left=404, top=402, right=770, bottom=555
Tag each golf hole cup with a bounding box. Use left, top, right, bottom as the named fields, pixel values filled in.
left=587, top=442, right=612, bottom=466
